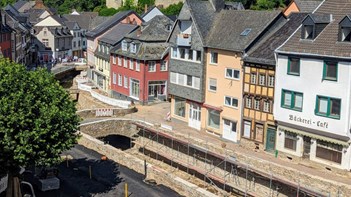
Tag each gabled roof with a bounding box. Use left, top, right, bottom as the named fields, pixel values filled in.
left=306, top=13, right=331, bottom=23
left=295, top=0, right=323, bottom=13
left=206, top=10, right=281, bottom=52
left=277, top=0, right=351, bottom=59
left=64, top=21, right=79, bottom=30
left=126, top=15, right=173, bottom=42
left=114, top=42, right=169, bottom=61
left=98, top=23, right=137, bottom=45
left=13, top=0, right=28, bottom=10
left=86, top=10, right=141, bottom=38
left=245, top=13, right=308, bottom=65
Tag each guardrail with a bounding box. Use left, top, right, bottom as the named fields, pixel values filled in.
left=77, top=79, right=131, bottom=109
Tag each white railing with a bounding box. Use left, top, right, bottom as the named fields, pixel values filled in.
left=77, top=78, right=130, bottom=109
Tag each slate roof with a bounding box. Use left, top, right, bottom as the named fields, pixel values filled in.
left=186, top=0, right=217, bottom=43
left=13, top=0, right=28, bottom=11
left=277, top=0, right=351, bottom=59
left=244, top=13, right=308, bottom=65
left=51, top=15, right=67, bottom=25
left=114, top=42, right=169, bottom=61
left=295, top=0, right=323, bottom=13
left=26, top=9, right=45, bottom=24
left=126, top=15, right=173, bottom=42
left=206, top=10, right=281, bottom=52
left=89, top=16, right=111, bottom=31
left=98, top=23, right=137, bottom=45
left=63, top=14, right=89, bottom=30
left=86, top=10, right=140, bottom=38
left=64, top=21, right=79, bottom=30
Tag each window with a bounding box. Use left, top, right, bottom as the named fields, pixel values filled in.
left=42, top=39, right=49, bottom=47
left=161, top=61, right=167, bottom=71
left=188, top=49, right=193, bottom=60
left=172, top=47, right=177, bottom=58
left=304, top=25, right=313, bottom=39
left=123, top=57, right=127, bottom=68
left=136, top=60, right=140, bottom=71
left=129, top=59, right=134, bottom=69
left=259, top=74, right=266, bottom=86
left=210, top=52, right=218, bottom=64
left=118, top=74, right=122, bottom=86
left=118, top=56, right=121, bottom=66
left=281, top=90, right=303, bottom=111
left=170, top=72, right=200, bottom=89
left=122, top=41, right=128, bottom=51
left=208, top=109, right=220, bottom=129
left=241, top=28, right=251, bottom=36
left=98, top=44, right=101, bottom=52
left=112, top=55, right=116, bottom=64
left=179, top=48, right=185, bottom=59
left=130, top=43, right=136, bottom=53
left=288, top=57, right=300, bottom=75
left=268, top=75, right=274, bottom=87
left=174, top=97, right=186, bottom=117
left=263, top=100, right=270, bottom=112
left=196, top=51, right=201, bottom=62
left=341, top=26, right=351, bottom=42
left=255, top=124, right=264, bottom=142
left=323, top=61, right=338, bottom=81
left=225, top=68, right=240, bottom=80
left=186, top=75, right=192, bottom=87
left=170, top=72, right=177, bottom=84
left=130, top=79, right=140, bottom=99
left=245, top=97, right=252, bottom=108
left=112, top=73, right=117, bottom=84
left=254, top=99, right=260, bottom=110
left=316, top=140, right=342, bottom=164
left=124, top=76, right=128, bottom=88
left=44, top=30, right=47, bottom=36
left=209, top=78, right=217, bottom=91
left=250, top=73, right=256, bottom=84
left=315, top=96, right=341, bottom=119
left=284, top=132, right=297, bottom=151
left=223, top=119, right=237, bottom=133
left=106, top=47, right=109, bottom=54
left=148, top=61, right=156, bottom=72
left=83, top=41, right=86, bottom=46
left=102, top=45, right=104, bottom=53
left=225, top=96, right=238, bottom=108
left=78, top=41, right=81, bottom=47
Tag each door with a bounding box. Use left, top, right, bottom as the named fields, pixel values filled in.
left=266, top=127, right=276, bottom=152
left=222, top=119, right=237, bottom=142
left=243, top=121, right=251, bottom=138
left=188, top=103, right=201, bottom=130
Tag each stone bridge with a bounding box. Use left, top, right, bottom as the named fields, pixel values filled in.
left=79, top=119, right=139, bottom=138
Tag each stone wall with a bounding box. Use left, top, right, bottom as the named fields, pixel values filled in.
left=155, top=0, right=184, bottom=8
left=77, top=107, right=137, bottom=119
left=78, top=132, right=217, bottom=197
left=79, top=120, right=138, bottom=138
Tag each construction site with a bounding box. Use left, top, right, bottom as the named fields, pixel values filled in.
left=74, top=77, right=351, bottom=197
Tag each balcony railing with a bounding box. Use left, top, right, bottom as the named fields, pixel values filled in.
left=177, top=34, right=191, bottom=46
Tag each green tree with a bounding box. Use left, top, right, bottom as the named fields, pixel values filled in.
left=251, top=0, right=285, bottom=10
left=160, top=2, right=183, bottom=16
left=99, top=7, right=118, bottom=16
left=0, top=60, right=80, bottom=196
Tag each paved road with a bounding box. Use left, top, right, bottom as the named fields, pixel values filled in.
left=30, top=145, right=181, bottom=197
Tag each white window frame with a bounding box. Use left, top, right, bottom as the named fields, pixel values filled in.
left=254, top=99, right=260, bottom=110
left=118, top=56, right=121, bottom=66
left=160, top=61, right=168, bottom=71
left=129, top=59, right=134, bottom=70
left=245, top=97, right=252, bottom=108
left=251, top=73, right=257, bottom=84
left=224, top=96, right=238, bottom=109
left=122, top=41, right=128, bottom=51
left=136, top=60, right=140, bottom=71
left=112, top=55, right=116, bottom=64
left=259, top=74, right=266, bottom=86
left=123, top=57, right=127, bottom=68
left=148, top=61, right=156, bottom=72
left=130, top=43, right=136, bottom=53
left=208, top=78, right=217, bottom=92
left=268, top=75, right=274, bottom=87
left=112, top=73, right=117, bottom=84
left=118, top=74, right=122, bottom=86
left=225, top=68, right=240, bottom=80
left=124, top=76, right=128, bottom=88
left=210, top=51, right=218, bottom=64
left=263, top=100, right=270, bottom=112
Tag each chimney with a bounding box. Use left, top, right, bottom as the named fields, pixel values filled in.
left=144, top=4, right=148, bottom=13
left=34, top=0, right=45, bottom=9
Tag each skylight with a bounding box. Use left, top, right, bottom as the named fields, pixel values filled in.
left=240, top=28, right=252, bottom=36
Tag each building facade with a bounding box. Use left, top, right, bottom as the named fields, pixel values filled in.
left=274, top=0, right=351, bottom=170
left=111, top=15, right=172, bottom=104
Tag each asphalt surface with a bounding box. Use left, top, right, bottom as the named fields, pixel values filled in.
left=30, top=145, right=181, bottom=197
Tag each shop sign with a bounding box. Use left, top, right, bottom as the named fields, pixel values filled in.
left=289, top=115, right=329, bottom=129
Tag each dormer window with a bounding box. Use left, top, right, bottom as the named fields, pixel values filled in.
left=166, top=24, right=172, bottom=32
left=102, top=45, right=104, bottom=53
left=106, top=47, right=109, bottom=54
left=304, top=25, right=314, bottom=39
left=98, top=44, right=101, bottom=52
left=122, top=41, right=128, bottom=51
left=341, top=27, right=351, bottom=42
left=130, top=43, right=136, bottom=53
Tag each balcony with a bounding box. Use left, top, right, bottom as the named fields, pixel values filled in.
left=177, top=34, right=191, bottom=46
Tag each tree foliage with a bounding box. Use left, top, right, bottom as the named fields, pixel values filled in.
left=0, top=59, right=80, bottom=175
left=160, top=2, right=183, bottom=16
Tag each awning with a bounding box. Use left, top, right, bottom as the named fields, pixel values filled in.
left=203, top=103, right=223, bottom=112
left=278, top=125, right=350, bottom=146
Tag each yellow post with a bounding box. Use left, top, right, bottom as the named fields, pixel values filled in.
left=124, top=183, right=128, bottom=197
left=89, top=166, right=92, bottom=179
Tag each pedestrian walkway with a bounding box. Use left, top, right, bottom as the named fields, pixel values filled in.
left=125, top=102, right=351, bottom=194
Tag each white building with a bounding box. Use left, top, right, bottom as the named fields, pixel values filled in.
left=274, top=0, right=351, bottom=170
